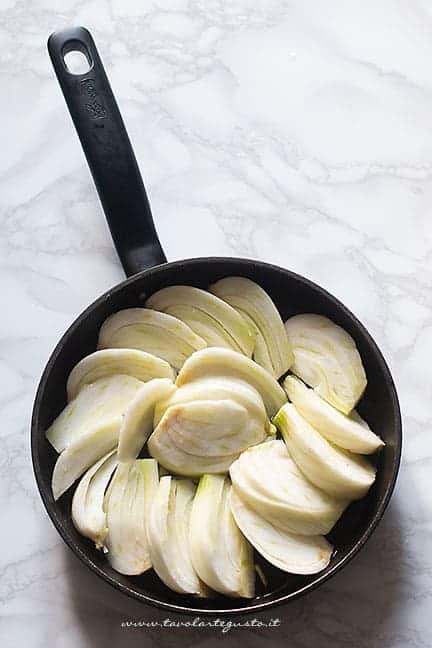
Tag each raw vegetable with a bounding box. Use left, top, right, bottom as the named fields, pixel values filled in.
left=176, top=348, right=287, bottom=417
left=229, top=440, right=346, bottom=535
left=230, top=490, right=333, bottom=574
left=46, top=280, right=381, bottom=597
left=66, top=349, right=175, bottom=401
left=153, top=376, right=269, bottom=432
left=274, top=403, right=376, bottom=500
left=98, top=308, right=206, bottom=370
left=148, top=400, right=251, bottom=475
left=178, top=397, right=263, bottom=454
left=104, top=459, right=159, bottom=575
left=71, top=450, right=117, bottom=549
left=147, top=476, right=208, bottom=596
left=164, top=400, right=249, bottom=455
left=283, top=375, right=383, bottom=454
left=284, top=314, right=367, bottom=414
left=242, top=312, right=275, bottom=375
left=117, top=378, right=175, bottom=462
left=51, top=417, right=121, bottom=500
left=189, top=474, right=255, bottom=597
left=210, top=276, right=293, bottom=377
left=148, top=431, right=238, bottom=475
left=46, top=375, right=142, bottom=453
left=146, top=285, right=255, bottom=356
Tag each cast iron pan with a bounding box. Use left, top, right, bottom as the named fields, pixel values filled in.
left=31, top=27, right=402, bottom=615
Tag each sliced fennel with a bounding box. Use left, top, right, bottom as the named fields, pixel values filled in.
left=104, top=459, right=159, bottom=575
left=146, top=285, right=255, bottom=356
left=283, top=375, right=383, bottom=454
left=167, top=400, right=248, bottom=456
left=242, top=311, right=275, bottom=375
left=117, top=378, right=175, bottom=462
left=98, top=308, right=206, bottom=370
left=46, top=375, right=142, bottom=453
left=176, top=348, right=286, bottom=417
left=155, top=304, right=244, bottom=351
left=166, top=400, right=259, bottom=456
left=210, top=276, right=293, bottom=378
left=153, top=377, right=270, bottom=451
left=229, top=440, right=346, bottom=535
left=154, top=376, right=269, bottom=432
left=148, top=402, right=246, bottom=476
left=189, top=475, right=255, bottom=598
left=268, top=423, right=277, bottom=436
left=274, top=403, right=376, bottom=500
left=284, top=314, right=367, bottom=414
left=147, top=476, right=208, bottom=596
left=66, top=349, right=175, bottom=401
left=230, top=490, right=333, bottom=575
left=148, top=432, right=238, bottom=475
left=51, top=418, right=121, bottom=500
left=71, top=450, right=117, bottom=549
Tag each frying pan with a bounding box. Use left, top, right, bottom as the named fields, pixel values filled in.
left=31, top=26, right=402, bottom=615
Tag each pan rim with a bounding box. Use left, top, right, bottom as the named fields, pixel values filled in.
left=31, top=256, right=402, bottom=615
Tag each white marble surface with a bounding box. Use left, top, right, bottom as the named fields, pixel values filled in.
left=1, top=1, right=431, bottom=646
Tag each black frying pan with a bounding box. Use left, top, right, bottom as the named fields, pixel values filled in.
left=31, top=26, right=402, bottom=615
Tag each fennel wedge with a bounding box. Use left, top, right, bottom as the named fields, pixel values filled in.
left=117, top=378, right=175, bottom=462
left=176, top=348, right=286, bottom=417
left=148, top=400, right=249, bottom=475
left=46, top=374, right=142, bottom=453
left=147, top=477, right=208, bottom=596
left=230, top=490, right=333, bottom=575
left=229, top=440, right=346, bottom=535
left=274, top=403, right=376, bottom=500
left=71, top=450, right=117, bottom=549
left=283, top=375, right=383, bottom=454
left=189, top=474, right=255, bottom=598
left=104, top=459, right=159, bottom=575
left=98, top=308, right=206, bottom=370
left=154, top=376, right=269, bottom=430
left=66, top=349, right=175, bottom=401
left=146, top=285, right=255, bottom=356
left=284, top=314, right=367, bottom=414
left=51, top=417, right=121, bottom=500
left=153, top=377, right=270, bottom=449
left=210, top=276, right=293, bottom=378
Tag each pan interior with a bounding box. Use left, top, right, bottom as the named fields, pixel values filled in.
left=31, top=258, right=401, bottom=614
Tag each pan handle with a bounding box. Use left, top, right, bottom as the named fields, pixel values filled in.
left=48, top=26, right=166, bottom=277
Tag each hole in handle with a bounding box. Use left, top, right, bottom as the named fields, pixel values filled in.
left=62, top=39, right=92, bottom=75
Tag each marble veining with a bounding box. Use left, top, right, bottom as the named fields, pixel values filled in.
left=1, top=1, right=431, bottom=646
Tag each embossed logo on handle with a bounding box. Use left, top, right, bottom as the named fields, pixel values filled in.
left=79, top=78, right=107, bottom=119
